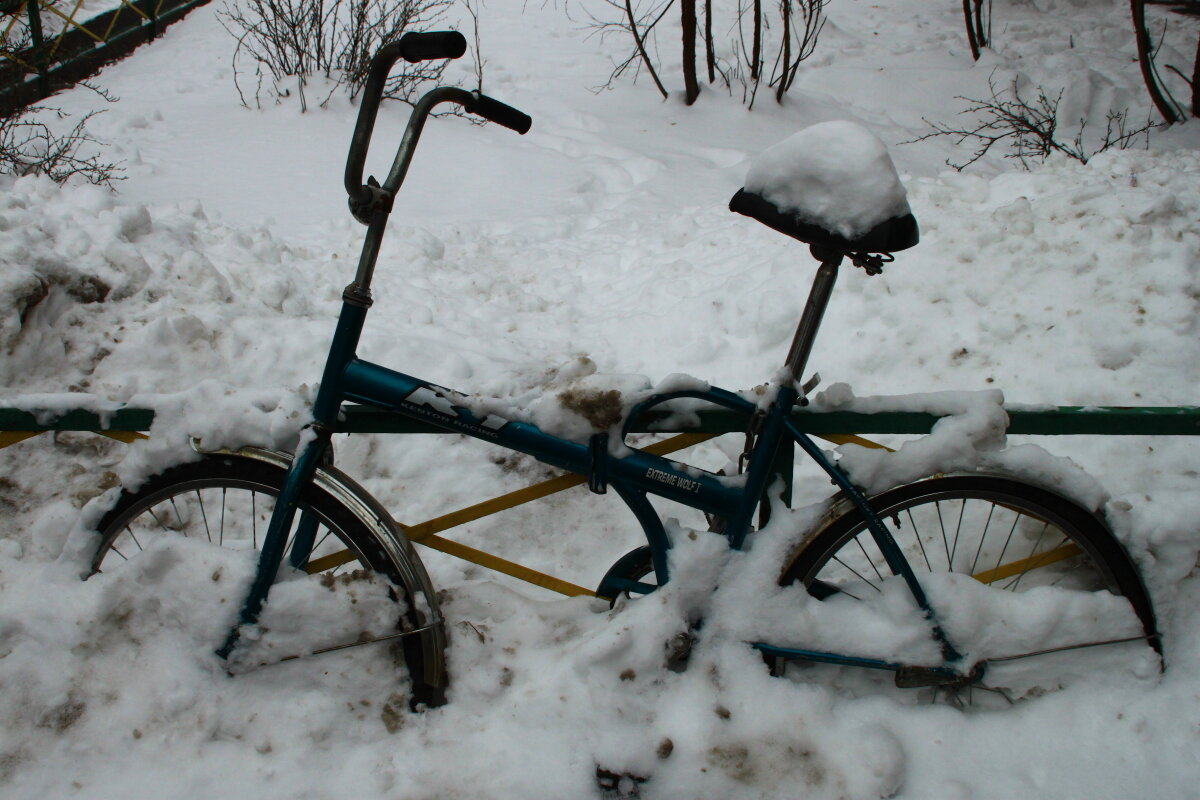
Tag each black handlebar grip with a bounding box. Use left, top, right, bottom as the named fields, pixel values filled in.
left=467, top=92, right=532, bottom=134
left=399, top=31, right=467, bottom=62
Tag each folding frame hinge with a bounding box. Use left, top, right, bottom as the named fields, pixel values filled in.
left=587, top=433, right=609, bottom=494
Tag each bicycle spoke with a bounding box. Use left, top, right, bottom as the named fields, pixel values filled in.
left=169, top=497, right=186, bottom=533
left=967, top=502, right=997, bottom=577
left=947, top=500, right=967, bottom=571
left=832, top=555, right=882, bottom=593
left=1005, top=520, right=1051, bottom=592
left=906, top=509, right=933, bottom=572
left=312, top=529, right=334, bottom=557
left=146, top=507, right=171, bottom=534
left=989, top=514, right=1022, bottom=580
left=936, top=501, right=952, bottom=569
left=855, top=537, right=886, bottom=582
left=195, top=490, right=213, bottom=544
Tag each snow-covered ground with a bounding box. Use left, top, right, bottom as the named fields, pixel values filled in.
left=2, top=0, right=1199, bottom=797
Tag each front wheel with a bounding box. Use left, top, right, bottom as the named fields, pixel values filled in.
left=90, top=452, right=447, bottom=707
left=778, top=475, right=1160, bottom=704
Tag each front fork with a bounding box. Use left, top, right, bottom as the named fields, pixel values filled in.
left=215, top=425, right=334, bottom=659
left=217, top=295, right=369, bottom=660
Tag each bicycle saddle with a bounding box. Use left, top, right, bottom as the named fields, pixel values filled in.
left=728, top=120, right=919, bottom=255
left=729, top=188, right=918, bottom=254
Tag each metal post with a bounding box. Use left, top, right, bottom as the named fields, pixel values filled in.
left=24, top=0, right=48, bottom=95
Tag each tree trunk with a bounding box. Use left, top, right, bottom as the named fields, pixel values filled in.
left=973, top=0, right=988, bottom=49
left=963, top=0, right=980, bottom=61
left=752, top=0, right=762, bottom=81
left=1131, top=0, right=1181, bottom=123
left=704, top=0, right=715, bottom=83
left=1192, top=32, right=1199, bottom=117
left=776, top=0, right=790, bottom=103
left=682, top=0, right=700, bottom=104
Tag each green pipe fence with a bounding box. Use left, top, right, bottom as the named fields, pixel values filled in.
left=2, top=402, right=1197, bottom=437
left=1, top=0, right=211, bottom=114
left=3, top=401, right=1194, bottom=517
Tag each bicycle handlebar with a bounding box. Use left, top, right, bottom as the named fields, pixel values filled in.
left=398, top=31, right=468, bottom=62
left=345, top=33, right=532, bottom=223
left=463, top=93, right=532, bottom=134
left=345, top=33, right=464, bottom=201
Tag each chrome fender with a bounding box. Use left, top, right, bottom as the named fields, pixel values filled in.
left=213, top=445, right=448, bottom=690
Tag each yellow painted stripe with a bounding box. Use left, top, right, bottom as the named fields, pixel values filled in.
left=304, top=549, right=357, bottom=573
left=41, top=1, right=105, bottom=43
left=414, top=534, right=596, bottom=597
left=117, top=0, right=153, bottom=21
left=306, top=432, right=718, bottom=588
left=971, top=542, right=1082, bottom=585
left=404, top=432, right=718, bottom=542
left=97, top=430, right=150, bottom=444
left=403, top=472, right=587, bottom=542
left=0, top=430, right=148, bottom=449
left=0, top=431, right=42, bottom=449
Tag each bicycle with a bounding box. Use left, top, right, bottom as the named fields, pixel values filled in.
left=86, top=32, right=1162, bottom=710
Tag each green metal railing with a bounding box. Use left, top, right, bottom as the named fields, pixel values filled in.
left=1, top=0, right=211, bottom=113
left=2, top=402, right=1198, bottom=438
left=3, top=400, right=1194, bottom=547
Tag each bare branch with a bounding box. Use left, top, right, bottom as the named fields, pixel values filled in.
left=1, top=106, right=124, bottom=186
left=908, top=76, right=1160, bottom=170
left=626, top=0, right=669, bottom=99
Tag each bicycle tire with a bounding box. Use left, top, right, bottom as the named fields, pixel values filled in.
left=779, top=475, right=1160, bottom=702
left=90, top=452, right=447, bottom=707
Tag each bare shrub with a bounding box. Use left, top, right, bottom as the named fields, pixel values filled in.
left=218, top=0, right=456, bottom=110
left=584, top=0, right=827, bottom=107
left=1, top=93, right=123, bottom=187
left=911, top=76, right=1159, bottom=170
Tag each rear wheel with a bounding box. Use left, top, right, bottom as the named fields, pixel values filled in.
left=778, top=476, right=1159, bottom=704
left=91, top=452, right=447, bottom=707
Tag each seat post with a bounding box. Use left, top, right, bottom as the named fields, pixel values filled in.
left=783, top=248, right=844, bottom=384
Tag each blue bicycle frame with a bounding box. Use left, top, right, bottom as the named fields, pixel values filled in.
left=216, top=45, right=967, bottom=681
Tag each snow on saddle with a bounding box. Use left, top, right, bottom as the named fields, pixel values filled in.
left=730, top=120, right=919, bottom=255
